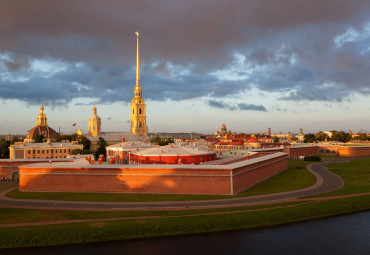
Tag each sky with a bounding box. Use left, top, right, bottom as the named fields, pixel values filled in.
left=0, top=0, right=369, bottom=135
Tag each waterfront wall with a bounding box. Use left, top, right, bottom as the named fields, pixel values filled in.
left=19, top=152, right=289, bottom=195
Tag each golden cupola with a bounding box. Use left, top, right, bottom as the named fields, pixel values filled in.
left=37, top=101, right=48, bottom=126
left=130, top=31, right=148, bottom=137
left=25, top=101, right=57, bottom=143
left=88, top=105, right=101, bottom=137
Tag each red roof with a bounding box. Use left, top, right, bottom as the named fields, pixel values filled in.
left=245, top=138, right=259, bottom=143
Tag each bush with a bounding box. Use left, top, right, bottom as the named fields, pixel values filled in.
left=304, top=156, right=321, bottom=161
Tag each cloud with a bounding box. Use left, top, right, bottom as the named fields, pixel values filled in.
left=0, top=1, right=370, bottom=106
left=208, top=100, right=267, bottom=111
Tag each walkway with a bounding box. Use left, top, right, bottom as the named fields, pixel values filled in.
left=0, top=158, right=349, bottom=211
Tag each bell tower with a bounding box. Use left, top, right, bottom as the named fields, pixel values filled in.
left=130, top=31, right=148, bottom=137
left=88, top=105, right=101, bottom=137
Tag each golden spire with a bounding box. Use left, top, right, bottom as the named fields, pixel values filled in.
left=40, top=100, right=44, bottom=113
left=37, top=101, right=47, bottom=126
left=135, top=31, right=140, bottom=85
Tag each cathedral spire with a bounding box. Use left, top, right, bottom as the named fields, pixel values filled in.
left=135, top=31, right=140, bottom=85
left=131, top=31, right=148, bottom=137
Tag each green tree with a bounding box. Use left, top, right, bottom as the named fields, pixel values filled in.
left=355, top=134, right=370, bottom=141
left=94, top=137, right=108, bottom=160
left=304, top=133, right=316, bottom=143
left=273, top=136, right=280, bottom=143
left=151, top=137, right=174, bottom=146
left=331, top=131, right=351, bottom=143
left=77, top=135, right=91, bottom=150
left=0, top=138, right=10, bottom=158
left=10, top=136, right=20, bottom=144
left=315, top=131, right=329, bottom=141
left=33, top=134, right=45, bottom=143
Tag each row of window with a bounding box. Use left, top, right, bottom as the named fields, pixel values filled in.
left=27, top=149, right=71, bottom=154
left=132, top=108, right=143, bottom=114
left=27, top=156, right=67, bottom=159
left=89, top=126, right=100, bottom=131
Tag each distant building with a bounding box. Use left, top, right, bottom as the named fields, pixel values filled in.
left=129, top=144, right=216, bottom=165
left=9, top=141, right=83, bottom=159
left=88, top=106, right=101, bottom=137
left=106, top=139, right=155, bottom=164
left=24, top=102, right=57, bottom=143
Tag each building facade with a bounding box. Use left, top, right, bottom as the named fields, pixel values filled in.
left=9, top=141, right=83, bottom=159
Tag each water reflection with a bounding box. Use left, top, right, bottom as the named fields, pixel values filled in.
left=3, top=211, right=370, bottom=255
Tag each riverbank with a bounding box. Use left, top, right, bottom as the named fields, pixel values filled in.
left=0, top=158, right=369, bottom=249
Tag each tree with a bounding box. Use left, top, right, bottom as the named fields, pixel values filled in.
left=70, top=149, right=83, bottom=155
left=355, top=134, right=370, bottom=141
left=56, top=133, right=78, bottom=142
left=331, top=131, right=351, bottom=143
left=304, top=133, right=316, bottom=143
left=70, top=148, right=92, bottom=155
left=0, top=138, right=10, bottom=158
left=315, top=131, right=329, bottom=141
left=77, top=135, right=91, bottom=150
left=33, top=134, right=45, bottom=143
left=10, top=136, right=20, bottom=144
left=273, top=136, right=280, bottom=143
left=94, top=137, right=107, bottom=160
left=151, top=137, right=174, bottom=146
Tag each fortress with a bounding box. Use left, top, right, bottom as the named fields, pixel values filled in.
left=1, top=32, right=370, bottom=195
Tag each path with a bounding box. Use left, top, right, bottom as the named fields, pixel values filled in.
left=0, top=158, right=349, bottom=211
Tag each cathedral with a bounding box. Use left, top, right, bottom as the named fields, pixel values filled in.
left=83, top=32, right=148, bottom=148
left=24, top=101, right=57, bottom=143
left=130, top=31, right=148, bottom=137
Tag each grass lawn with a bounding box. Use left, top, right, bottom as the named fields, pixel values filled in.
left=0, top=200, right=307, bottom=225
left=1, top=195, right=370, bottom=249
left=5, top=160, right=316, bottom=202
left=237, top=160, right=315, bottom=196
left=314, top=158, right=370, bottom=197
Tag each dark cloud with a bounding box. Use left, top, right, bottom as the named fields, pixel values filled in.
left=0, top=0, right=370, bottom=105
left=208, top=100, right=267, bottom=112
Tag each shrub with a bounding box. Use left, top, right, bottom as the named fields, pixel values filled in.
left=304, top=156, right=321, bottom=161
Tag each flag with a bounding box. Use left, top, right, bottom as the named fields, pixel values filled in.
left=72, top=123, right=76, bottom=126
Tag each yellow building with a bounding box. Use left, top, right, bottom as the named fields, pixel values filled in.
left=88, top=106, right=101, bottom=137
left=24, top=102, right=58, bottom=143
left=130, top=31, right=148, bottom=137
left=9, top=141, right=83, bottom=159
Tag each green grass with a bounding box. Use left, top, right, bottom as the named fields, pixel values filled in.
left=237, top=160, right=315, bottom=196
left=5, top=160, right=316, bottom=202
left=0, top=200, right=307, bottom=225
left=1, top=195, right=370, bottom=249
left=314, top=158, right=370, bottom=197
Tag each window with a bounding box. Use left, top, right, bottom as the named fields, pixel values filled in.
left=51, top=149, right=53, bottom=153
left=28, top=150, right=31, bottom=154
left=37, top=150, right=40, bottom=154
left=33, top=150, right=35, bottom=154
left=93, top=126, right=95, bottom=130
left=139, top=122, right=142, bottom=128
left=64, top=149, right=66, bottom=153
left=132, top=109, right=134, bottom=114
left=139, top=108, right=142, bottom=114
left=42, top=150, right=44, bottom=154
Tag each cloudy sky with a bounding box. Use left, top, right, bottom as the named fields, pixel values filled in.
left=1, top=0, right=369, bottom=135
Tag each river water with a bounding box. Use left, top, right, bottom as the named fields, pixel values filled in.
left=3, top=211, right=370, bottom=255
